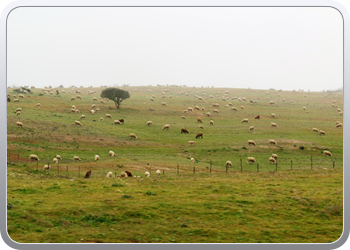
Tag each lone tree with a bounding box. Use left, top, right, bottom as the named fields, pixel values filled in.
left=100, top=88, right=130, bottom=109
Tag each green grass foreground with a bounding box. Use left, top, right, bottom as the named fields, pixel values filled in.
left=7, top=165, right=343, bottom=243
left=7, top=85, right=343, bottom=243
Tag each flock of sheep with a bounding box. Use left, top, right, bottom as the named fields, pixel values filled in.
left=8, top=85, right=342, bottom=176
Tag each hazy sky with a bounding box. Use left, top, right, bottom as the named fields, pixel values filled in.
left=7, top=7, right=343, bottom=91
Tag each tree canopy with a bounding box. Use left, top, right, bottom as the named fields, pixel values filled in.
left=100, top=88, right=130, bottom=109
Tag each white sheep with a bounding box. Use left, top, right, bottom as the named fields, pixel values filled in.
left=130, top=133, right=137, bottom=139
left=231, top=107, right=238, bottom=111
left=14, top=99, right=19, bottom=103
left=213, top=109, right=219, bottom=113
left=247, top=157, right=256, bottom=163
left=226, top=161, right=232, bottom=166
left=16, top=111, right=21, bottom=116
left=106, top=114, right=112, bottom=118
left=147, top=121, right=152, bottom=126
left=145, top=171, right=150, bottom=177
left=188, top=141, right=196, bottom=145
left=191, top=158, right=195, bottom=163
left=106, top=171, right=113, bottom=178
left=109, top=151, right=116, bottom=157
left=162, top=124, right=170, bottom=130
left=272, top=154, right=278, bottom=159
left=248, top=140, right=256, bottom=146
left=80, top=115, right=86, bottom=119
left=206, top=112, right=211, bottom=117
left=323, top=150, right=332, bottom=157
left=99, top=118, right=103, bottom=121
left=53, top=158, right=58, bottom=164
left=319, top=130, right=326, bottom=135
left=114, top=120, right=121, bottom=125
left=19, top=94, right=24, bottom=98
left=209, top=120, right=214, bottom=125
left=35, top=103, right=41, bottom=107
left=43, top=165, right=51, bottom=173
left=241, top=118, right=248, bottom=123
left=161, top=102, right=167, bottom=106
left=335, top=123, right=342, bottom=128
left=56, top=155, right=62, bottom=160
left=74, top=120, right=82, bottom=126
left=30, top=154, right=39, bottom=161
left=269, top=157, right=276, bottom=163
left=73, top=156, right=81, bottom=161
left=197, top=118, right=203, bottom=123
left=16, top=121, right=23, bottom=128
left=271, top=113, right=276, bottom=118
left=94, top=155, right=100, bottom=161
left=91, top=110, right=95, bottom=114
left=181, top=116, right=186, bottom=120
left=249, top=126, right=254, bottom=131
left=75, top=109, right=80, bottom=113
left=15, top=108, right=22, bottom=112
left=269, top=139, right=277, bottom=145
left=271, top=123, right=278, bottom=128
left=241, top=106, right=244, bottom=110
left=312, top=128, right=319, bottom=133
left=156, top=170, right=161, bottom=177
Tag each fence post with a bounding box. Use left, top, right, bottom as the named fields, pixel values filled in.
left=47, top=162, right=50, bottom=174
left=257, top=163, right=259, bottom=172
left=275, top=159, right=277, bottom=172
left=193, top=166, right=195, bottom=174
left=291, top=160, right=292, bottom=170
left=210, top=160, right=212, bottom=173
left=79, top=165, right=80, bottom=178
left=66, top=166, right=68, bottom=177
left=333, top=161, right=335, bottom=169
left=177, top=164, right=179, bottom=175
left=311, top=156, right=313, bottom=169
left=163, top=170, right=165, bottom=175
left=240, top=159, right=242, bottom=173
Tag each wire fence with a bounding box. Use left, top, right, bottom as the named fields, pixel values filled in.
left=7, top=153, right=342, bottom=179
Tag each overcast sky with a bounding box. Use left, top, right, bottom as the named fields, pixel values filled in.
left=7, top=7, right=343, bottom=91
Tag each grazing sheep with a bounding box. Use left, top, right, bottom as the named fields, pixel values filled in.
left=85, top=170, right=92, bottom=178
left=191, top=158, right=195, bottom=163
left=323, top=150, right=332, bottom=157
left=76, top=95, right=82, bottom=99
left=106, top=171, right=113, bottom=178
left=30, top=154, right=39, bottom=161
left=16, top=111, right=21, bottom=116
left=254, top=115, right=260, bottom=119
left=94, top=155, right=100, bottom=161
left=91, top=104, right=96, bottom=109
left=43, top=165, right=51, bottom=173
left=53, top=158, right=58, bottom=164
left=162, top=124, right=170, bottom=130
left=119, top=119, right=124, bottom=124
left=241, top=118, right=248, bottom=123
left=181, top=116, right=186, bottom=119
left=247, top=157, right=256, bottom=163
left=206, top=112, right=210, bottom=117
left=114, top=120, right=121, bottom=125
left=14, top=99, right=19, bottom=103
left=35, top=103, right=41, bottom=107
left=303, top=107, right=306, bottom=110
left=91, top=110, right=95, bottom=114
left=106, top=114, right=112, bottom=118
left=15, top=108, right=22, bottom=112
left=213, top=109, right=219, bottom=114
left=147, top=121, right=152, bottom=126
left=100, top=100, right=105, bottom=104
left=73, top=156, right=81, bottom=161
left=272, top=154, right=278, bottom=159
left=269, top=101, right=275, bottom=105
left=209, top=120, right=214, bottom=125
left=145, top=171, right=150, bottom=177
left=150, top=98, right=154, bottom=102
left=75, top=109, right=80, bottom=113
left=183, top=109, right=188, bottom=113
left=336, top=121, right=342, bottom=125
left=335, top=123, right=342, bottom=128
left=194, top=106, right=200, bottom=110
left=99, top=118, right=103, bottom=121
left=199, top=125, right=204, bottom=129
left=269, top=157, right=276, bottom=163
left=312, top=128, right=319, bottom=133
left=125, top=171, right=133, bottom=177
left=161, top=102, right=167, bottom=106
left=74, top=120, right=82, bottom=126
left=197, top=118, right=203, bottom=123
left=109, top=150, right=116, bottom=157
left=16, top=121, right=23, bottom=128
left=156, top=170, right=161, bottom=177
left=248, top=140, right=256, bottom=146
left=339, top=111, right=343, bottom=116
left=188, top=141, right=196, bottom=145
left=130, top=133, right=137, bottom=139
left=71, top=97, right=75, bottom=101
left=56, top=155, right=62, bottom=160
left=271, top=123, right=278, bottom=128
left=95, top=108, right=100, bottom=112
left=319, top=130, right=326, bottom=135
left=80, top=115, right=86, bottom=119
left=241, top=106, right=244, bottom=110
left=226, top=161, right=232, bottom=166
left=201, top=107, right=205, bottom=111
left=181, top=128, right=189, bottom=134
left=196, top=133, right=203, bottom=139
left=249, top=126, right=254, bottom=131
left=269, top=139, right=277, bottom=145
left=188, top=107, right=193, bottom=111
left=271, top=113, right=276, bottom=118
left=93, top=97, right=98, bottom=101
left=19, top=94, right=24, bottom=98
left=71, top=109, right=76, bottom=113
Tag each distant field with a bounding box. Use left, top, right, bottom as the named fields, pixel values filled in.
left=7, top=85, right=343, bottom=243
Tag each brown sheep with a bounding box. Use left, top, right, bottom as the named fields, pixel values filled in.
left=197, top=118, right=203, bottom=123
left=196, top=133, right=203, bottom=139
left=254, top=115, right=260, bottom=119
left=209, top=120, right=214, bottom=125
left=199, top=125, right=204, bottom=129
left=119, top=119, right=124, bottom=124
left=125, top=170, right=133, bottom=177
left=85, top=170, right=92, bottom=178
left=181, top=128, right=189, bottom=134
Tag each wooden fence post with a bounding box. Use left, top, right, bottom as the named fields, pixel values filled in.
left=210, top=160, right=212, bottom=173
left=333, top=161, right=335, bottom=169
left=193, top=166, right=195, bottom=174
left=311, top=156, right=313, bottom=169
left=240, top=159, right=242, bottom=173
left=163, top=170, right=165, bottom=175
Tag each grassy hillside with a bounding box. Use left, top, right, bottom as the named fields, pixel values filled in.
left=7, top=85, right=343, bottom=243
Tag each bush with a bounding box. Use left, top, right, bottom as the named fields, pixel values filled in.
left=299, top=146, right=305, bottom=150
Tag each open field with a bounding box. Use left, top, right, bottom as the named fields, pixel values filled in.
left=7, top=85, right=343, bottom=243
